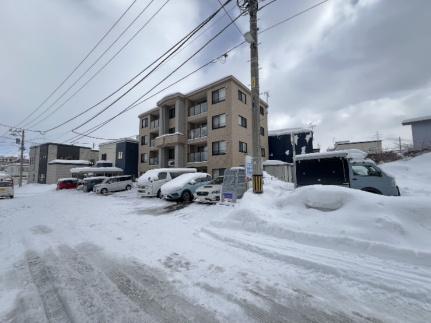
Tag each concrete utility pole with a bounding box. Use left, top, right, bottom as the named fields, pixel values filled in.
left=247, top=0, right=263, bottom=193
left=19, top=129, right=25, bottom=187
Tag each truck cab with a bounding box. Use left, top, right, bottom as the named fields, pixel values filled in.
left=294, top=149, right=400, bottom=196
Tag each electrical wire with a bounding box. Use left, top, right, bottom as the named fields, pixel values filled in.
left=12, top=0, right=139, bottom=129
left=23, top=0, right=157, bottom=129
left=43, top=0, right=232, bottom=134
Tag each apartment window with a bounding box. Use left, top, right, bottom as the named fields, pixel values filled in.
left=239, top=141, right=247, bottom=153
left=212, top=141, right=226, bottom=155
left=260, top=127, right=265, bottom=136
left=260, top=106, right=265, bottom=116
left=169, top=107, right=176, bottom=119
left=212, top=168, right=226, bottom=178
left=117, top=151, right=123, bottom=160
left=140, top=153, right=148, bottom=163
left=261, top=147, right=266, bottom=157
left=101, top=153, right=107, bottom=160
left=212, top=113, right=226, bottom=129
left=142, top=118, right=149, bottom=128
left=189, top=101, right=208, bottom=116
left=168, top=127, right=176, bottom=134
left=238, top=115, right=247, bottom=128
left=212, top=87, right=226, bottom=104
left=141, top=135, right=148, bottom=145
left=238, top=90, right=246, bottom=104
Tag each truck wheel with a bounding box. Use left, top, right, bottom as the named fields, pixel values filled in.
left=181, top=190, right=193, bottom=203
left=126, top=185, right=132, bottom=190
left=10, top=195, right=14, bottom=199
left=101, top=188, right=108, bottom=195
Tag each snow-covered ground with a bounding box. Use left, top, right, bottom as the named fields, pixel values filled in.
left=0, top=154, right=430, bottom=322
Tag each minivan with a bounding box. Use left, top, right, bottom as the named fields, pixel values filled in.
left=161, top=172, right=212, bottom=202
left=137, top=168, right=196, bottom=198
left=0, top=172, right=14, bottom=199
left=81, top=176, right=107, bottom=192
left=294, top=149, right=400, bottom=196
left=94, top=175, right=133, bottom=194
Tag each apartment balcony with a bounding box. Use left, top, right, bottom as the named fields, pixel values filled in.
left=188, top=102, right=208, bottom=122
left=188, top=151, right=208, bottom=163
left=188, top=127, right=208, bottom=144
left=150, top=119, right=159, bottom=133
left=155, top=132, right=186, bottom=148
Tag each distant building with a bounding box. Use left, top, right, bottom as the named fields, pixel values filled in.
left=4, top=163, right=29, bottom=178
left=28, top=143, right=98, bottom=184
left=268, top=128, right=313, bottom=163
left=334, top=140, right=382, bottom=154
left=402, top=115, right=431, bottom=150
left=99, top=138, right=139, bottom=178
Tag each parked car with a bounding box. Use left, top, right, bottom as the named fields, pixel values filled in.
left=94, top=175, right=133, bottom=194
left=195, top=177, right=224, bottom=203
left=57, top=178, right=79, bottom=190
left=161, top=173, right=212, bottom=202
left=294, top=149, right=400, bottom=196
left=137, top=168, right=196, bottom=198
left=0, top=172, right=14, bottom=199
left=81, top=176, right=107, bottom=192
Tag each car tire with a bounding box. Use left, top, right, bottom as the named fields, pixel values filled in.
left=156, top=189, right=161, bottom=199
left=181, top=190, right=193, bottom=203
left=101, top=188, right=108, bottom=195
left=10, top=195, right=14, bottom=199
left=126, top=185, right=132, bottom=191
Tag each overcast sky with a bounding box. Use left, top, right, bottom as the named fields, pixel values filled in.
left=1, top=0, right=430, bottom=156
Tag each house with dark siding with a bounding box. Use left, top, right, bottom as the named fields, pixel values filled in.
left=268, top=128, right=314, bottom=163
left=99, top=138, right=139, bottom=179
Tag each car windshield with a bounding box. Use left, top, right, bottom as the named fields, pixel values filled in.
left=211, top=177, right=224, bottom=185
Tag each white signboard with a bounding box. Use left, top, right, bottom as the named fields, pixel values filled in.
left=245, top=155, right=253, bottom=180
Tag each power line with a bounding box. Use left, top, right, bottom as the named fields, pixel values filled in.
left=29, top=0, right=171, bottom=129
left=217, top=0, right=243, bottom=35
left=45, top=0, right=234, bottom=137
left=23, top=0, right=157, bottom=129
left=70, top=7, right=244, bottom=142
left=12, top=0, right=139, bottom=129
left=0, top=123, right=43, bottom=134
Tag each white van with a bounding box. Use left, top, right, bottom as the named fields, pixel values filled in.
left=137, top=168, right=196, bottom=198
left=0, top=172, right=14, bottom=199
left=94, top=175, right=133, bottom=194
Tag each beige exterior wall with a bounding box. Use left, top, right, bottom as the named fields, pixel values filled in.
left=137, top=76, right=268, bottom=177
left=98, top=143, right=117, bottom=162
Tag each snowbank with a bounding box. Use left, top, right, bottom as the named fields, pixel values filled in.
left=380, top=152, right=431, bottom=196
left=48, top=159, right=91, bottom=165
left=212, top=178, right=431, bottom=265
left=161, top=173, right=209, bottom=195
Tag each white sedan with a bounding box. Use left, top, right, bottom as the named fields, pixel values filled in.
left=194, top=177, right=224, bottom=203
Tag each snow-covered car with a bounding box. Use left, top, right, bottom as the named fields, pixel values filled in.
left=137, top=168, right=197, bottom=198
left=81, top=176, right=107, bottom=192
left=0, top=172, right=14, bottom=199
left=161, top=173, right=212, bottom=202
left=195, top=177, right=224, bottom=203
left=94, top=175, right=133, bottom=194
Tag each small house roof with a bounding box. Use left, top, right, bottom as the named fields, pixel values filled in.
left=402, top=115, right=431, bottom=125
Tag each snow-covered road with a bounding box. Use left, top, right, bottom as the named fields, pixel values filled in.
left=1, top=154, right=431, bottom=322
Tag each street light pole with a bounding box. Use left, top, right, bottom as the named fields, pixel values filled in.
left=247, top=0, right=263, bottom=193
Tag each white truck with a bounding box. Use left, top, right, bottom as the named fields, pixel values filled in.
left=0, top=172, right=14, bottom=199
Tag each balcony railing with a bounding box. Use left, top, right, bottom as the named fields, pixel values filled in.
left=149, top=157, right=159, bottom=165
left=150, top=119, right=159, bottom=129
left=188, top=151, right=208, bottom=163
left=189, top=127, right=208, bottom=140
left=150, top=139, right=156, bottom=147
left=189, top=101, right=208, bottom=117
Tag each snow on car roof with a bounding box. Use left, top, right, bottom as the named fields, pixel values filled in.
left=83, top=176, right=108, bottom=181
left=57, top=178, right=78, bottom=182
left=48, top=159, right=92, bottom=165
left=294, top=149, right=367, bottom=161
left=138, top=168, right=196, bottom=184
left=161, top=172, right=210, bottom=195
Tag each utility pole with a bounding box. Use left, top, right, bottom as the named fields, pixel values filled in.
left=246, top=0, right=263, bottom=193
left=19, top=129, right=25, bottom=187
left=398, top=136, right=402, bottom=154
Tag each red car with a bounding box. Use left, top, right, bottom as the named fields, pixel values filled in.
left=56, top=178, right=79, bottom=190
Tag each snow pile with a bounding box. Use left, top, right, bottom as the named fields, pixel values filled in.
left=161, top=173, right=209, bottom=195
left=48, top=159, right=91, bottom=165
left=380, top=152, right=431, bottom=196
left=212, top=178, right=431, bottom=264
